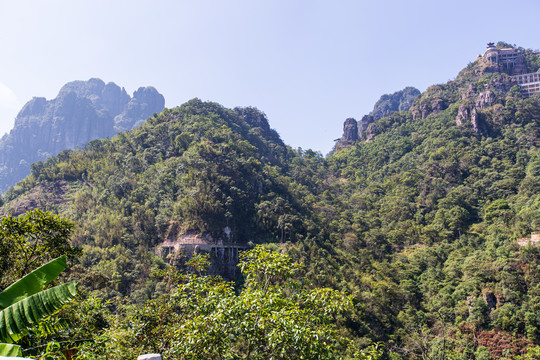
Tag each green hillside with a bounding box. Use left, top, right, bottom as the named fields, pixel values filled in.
left=1, top=99, right=313, bottom=299
left=1, top=43, right=540, bottom=358
left=289, top=45, right=540, bottom=357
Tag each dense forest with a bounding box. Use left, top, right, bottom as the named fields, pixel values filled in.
left=1, top=42, right=540, bottom=359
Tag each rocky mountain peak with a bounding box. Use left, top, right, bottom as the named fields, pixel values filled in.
left=334, top=87, right=420, bottom=151
left=0, top=78, right=165, bottom=193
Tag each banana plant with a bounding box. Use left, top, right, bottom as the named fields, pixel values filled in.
left=0, top=255, right=77, bottom=358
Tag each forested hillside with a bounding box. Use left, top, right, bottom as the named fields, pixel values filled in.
left=1, top=43, right=540, bottom=359
left=289, top=43, right=540, bottom=358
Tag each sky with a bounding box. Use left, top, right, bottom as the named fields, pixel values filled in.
left=0, top=0, right=539, bottom=154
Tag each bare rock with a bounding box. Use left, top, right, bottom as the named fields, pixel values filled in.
left=114, top=86, right=165, bottom=131
left=483, top=292, right=497, bottom=310
left=456, top=104, right=469, bottom=126
left=0, top=78, right=165, bottom=193
left=343, top=117, right=359, bottom=142
left=471, top=108, right=487, bottom=134
left=476, top=91, right=496, bottom=110
left=430, top=98, right=444, bottom=116
left=359, top=115, right=374, bottom=137
left=410, top=93, right=445, bottom=120
left=334, top=118, right=360, bottom=150
left=370, top=86, right=420, bottom=120
left=138, top=355, right=162, bottom=360
left=467, top=296, right=475, bottom=315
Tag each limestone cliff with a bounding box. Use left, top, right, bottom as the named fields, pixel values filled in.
left=0, top=78, right=165, bottom=193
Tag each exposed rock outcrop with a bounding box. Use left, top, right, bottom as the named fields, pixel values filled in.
left=410, top=86, right=446, bottom=121
left=470, top=108, right=486, bottom=134
left=359, top=115, right=374, bottom=137
left=342, top=118, right=359, bottom=143
left=0, top=78, right=165, bottom=193
left=483, top=292, right=498, bottom=310
left=456, top=104, right=469, bottom=126
left=334, top=87, right=420, bottom=150
left=476, top=91, right=496, bottom=110
left=462, top=84, right=476, bottom=100
left=455, top=91, right=497, bottom=134
left=334, top=117, right=360, bottom=150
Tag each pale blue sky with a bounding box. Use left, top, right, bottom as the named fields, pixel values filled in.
left=0, top=0, right=539, bottom=153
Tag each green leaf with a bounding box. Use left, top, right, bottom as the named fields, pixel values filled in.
left=0, top=343, right=22, bottom=356
left=0, top=281, right=77, bottom=343
left=0, top=256, right=67, bottom=310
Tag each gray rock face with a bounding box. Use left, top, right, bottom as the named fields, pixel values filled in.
left=455, top=91, right=495, bottom=134
left=475, top=91, right=496, bottom=110
left=0, top=78, right=165, bottom=193
left=342, top=118, right=359, bottom=143
left=462, top=84, right=476, bottom=100
left=114, top=86, right=164, bottom=132
left=334, top=87, right=420, bottom=151
left=359, top=115, right=374, bottom=138
left=456, top=104, right=469, bottom=126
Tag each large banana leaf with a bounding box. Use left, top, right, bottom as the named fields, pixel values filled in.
left=0, top=281, right=77, bottom=344
left=0, top=343, right=22, bottom=356
left=0, top=256, right=67, bottom=310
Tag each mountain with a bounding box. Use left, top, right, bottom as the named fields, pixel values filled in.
left=0, top=78, right=165, bottom=193
left=0, top=99, right=302, bottom=290
left=1, top=43, right=540, bottom=358
left=371, top=86, right=421, bottom=119
left=296, top=42, right=540, bottom=357
left=335, top=86, right=420, bottom=149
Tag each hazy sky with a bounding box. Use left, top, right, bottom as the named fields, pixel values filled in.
left=1, top=0, right=539, bottom=154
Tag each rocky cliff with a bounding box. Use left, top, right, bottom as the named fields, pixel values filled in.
left=334, top=86, right=420, bottom=150
left=0, top=78, right=165, bottom=193
left=370, top=86, right=420, bottom=120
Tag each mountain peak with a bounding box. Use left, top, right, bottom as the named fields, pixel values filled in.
left=0, top=78, right=165, bottom=193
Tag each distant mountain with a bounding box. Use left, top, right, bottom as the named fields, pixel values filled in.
left=334, top=86, right=420, bottom=149
left=370, top=86, right=421, bottom=120
left=0, top=78, right=165, bottom=192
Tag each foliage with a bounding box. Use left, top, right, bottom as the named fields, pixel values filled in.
left=1, top=45, right=540, bottom=357
left=77, top=246, right=352, bottom=359
left=0, top=256, right=77, bottom=358
left=0, top=210, right=78, bottom=290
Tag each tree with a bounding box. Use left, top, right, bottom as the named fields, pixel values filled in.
left=80, top=246, right=352, bottom=359
left=0, top=210, right=78, bottom=289
left=0, top=256, right=78, bottom=357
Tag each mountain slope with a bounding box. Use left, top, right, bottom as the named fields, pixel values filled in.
left=1, top=99, right=309, bottom=297
left=289, top=43, right=540, bottom=356
left=1, top=43, right=540, bottom=357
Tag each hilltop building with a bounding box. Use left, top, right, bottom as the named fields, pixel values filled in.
left=483, top=42, right=540, bottom=96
